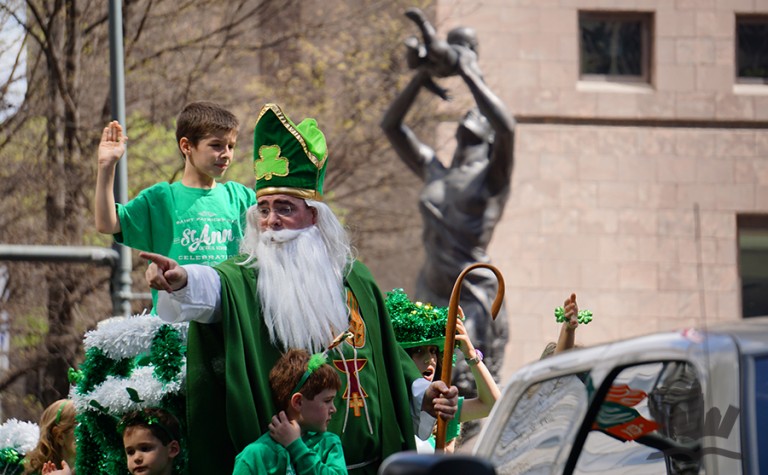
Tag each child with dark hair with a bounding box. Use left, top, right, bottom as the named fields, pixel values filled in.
left=120, top=408, right=181, bottom=475
left=23, top=399, right=76, bottom=475
left=232, top=348, right=346, bottom=474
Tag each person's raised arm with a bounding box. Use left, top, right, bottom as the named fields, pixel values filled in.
left=555, top=293, right=579, bottom=354
left=454, top=310, right=501, bottom=421
left=380, top=69, right=439, bottom=179
left=456, top=46, right=515, bottom=193
left=95, top=121, right=127, bottom=234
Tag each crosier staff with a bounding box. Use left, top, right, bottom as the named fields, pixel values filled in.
left=435, top=263, right=505, bottom=451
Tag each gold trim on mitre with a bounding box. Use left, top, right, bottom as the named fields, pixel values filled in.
left=256, top=186, right=323, bottom=201
left=256, top=104, right=327, bottom=169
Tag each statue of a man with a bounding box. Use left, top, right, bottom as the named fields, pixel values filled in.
left=381, top=8, right=515, bottom=395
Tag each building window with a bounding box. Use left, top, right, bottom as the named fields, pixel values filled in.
left=736, top=15, right=768, bottom=84
left=579, top=11, right=653, bottom=83
left=738, top=215, right=768, bottom=318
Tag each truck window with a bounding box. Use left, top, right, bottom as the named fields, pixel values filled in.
left=574, top=362, right=704, bottom=475
left=489, top=374, right=589, bottom=474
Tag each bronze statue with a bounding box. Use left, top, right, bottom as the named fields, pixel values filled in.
left=381, top=8, right=515, bottom=394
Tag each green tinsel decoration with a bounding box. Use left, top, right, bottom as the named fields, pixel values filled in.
left=76, top=347, right=132, bottom=395
left=75, top=410, right=129, bottom=475
left=150, top=325, right=184, bottom=384
left=386, top=288, right=449, bottom=349
left=0, top=447, right=23, bottom=475
left=554, top=306, right=594, bottom=325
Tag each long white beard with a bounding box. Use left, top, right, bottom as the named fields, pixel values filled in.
left=255, top=226, right=349, bottom=353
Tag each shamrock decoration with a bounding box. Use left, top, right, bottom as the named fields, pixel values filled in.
left=555, top=306, right=593, bottom=325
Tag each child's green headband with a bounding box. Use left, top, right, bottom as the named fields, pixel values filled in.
left=117, top=410, right=175, bottom=443
left=292, top=331, right=353, bottom=395
left=55, top=401, right=68, bottom=425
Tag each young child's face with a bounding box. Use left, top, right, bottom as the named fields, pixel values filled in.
left=184, top=130, right=237, bottom=180
left=299, top=388, right=337, bottom=433
left=410, top=345, right=439, bottom=382
left=123, top=426, right=179, bottom=475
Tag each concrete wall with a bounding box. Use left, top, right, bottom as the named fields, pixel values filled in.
left=430, top=0, right=768, bottom=380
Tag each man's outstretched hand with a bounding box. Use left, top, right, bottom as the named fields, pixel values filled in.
left=140, top=251, right=188, bottom=293
left=423, top=380, right=459, bottom=420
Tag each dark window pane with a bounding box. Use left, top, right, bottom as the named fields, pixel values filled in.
left=737, top=18, right=768, bottom=80
left=580, top=16, right=644, bottom=76
left=738, top=215, right=768, bottom=318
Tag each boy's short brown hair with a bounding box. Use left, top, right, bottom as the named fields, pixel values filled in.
left=270, top=349, right=341, bottom=412
left=175, top=101, right=239, bottom=158
left=119, top=407, right=181, bottom=446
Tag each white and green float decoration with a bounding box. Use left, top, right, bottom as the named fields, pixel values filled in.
left=69, top=314, right=188, bottom=474
left=0, top=418, right=38, bottom=475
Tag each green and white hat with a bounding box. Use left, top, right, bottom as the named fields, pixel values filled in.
left=253, top=103, right=328, bottom=200
left=386, top=288, right=449, bottom=350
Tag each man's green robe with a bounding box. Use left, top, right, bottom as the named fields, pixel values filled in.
left=185, top=258, right=422, bottom=475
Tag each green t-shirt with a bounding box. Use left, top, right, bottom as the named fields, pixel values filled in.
left=232, top=431, right=347, bottom=475
left=115, top=180, right=256, bottom=308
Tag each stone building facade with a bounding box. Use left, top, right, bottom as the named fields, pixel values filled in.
left=429, top=0, right=768, bottom=380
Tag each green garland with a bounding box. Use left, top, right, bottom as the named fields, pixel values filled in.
left=150, top=325, right=185, bottom=384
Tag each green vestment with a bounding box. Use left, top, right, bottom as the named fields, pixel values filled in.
left=232, top=431, right=346, bottom=475
left=186, top=258, right=422, bottom=475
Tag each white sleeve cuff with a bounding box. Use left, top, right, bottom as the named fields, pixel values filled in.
left=156, top=264, right=221, bottom=324
left=411, top=378, right=437, bottom=440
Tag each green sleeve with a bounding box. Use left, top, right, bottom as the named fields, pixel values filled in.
left=231, top=457, right=256, bottom=475
left=287, top=433, right=347, bottom=475
left=232, top=439, right=281, bottom=475
left=114, top=182, right=171, bottom=251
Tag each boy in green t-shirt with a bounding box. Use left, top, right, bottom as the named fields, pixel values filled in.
left=233, top=348, right=347, bottom=474
left=94, top=101, right=256, bottom=310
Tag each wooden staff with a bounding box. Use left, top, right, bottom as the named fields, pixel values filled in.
left=435, top=262, right=505, bottom=451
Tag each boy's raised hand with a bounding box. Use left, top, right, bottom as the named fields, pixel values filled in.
left=268, top=411, right=301, bottom=447
left=98, top=120, right=127, bottom=167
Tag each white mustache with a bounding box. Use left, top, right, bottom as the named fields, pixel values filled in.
left=260, top=228, right=304, bottom=244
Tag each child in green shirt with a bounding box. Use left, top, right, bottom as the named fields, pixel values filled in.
left=94, top=101, right=256, bottom=310
left=233, top=348, right=347, bottom=474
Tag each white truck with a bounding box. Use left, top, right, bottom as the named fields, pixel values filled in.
left=381, top=316, right=768, bottom=475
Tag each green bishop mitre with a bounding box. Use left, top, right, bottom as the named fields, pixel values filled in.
left=253, top=103, right=328, bottom=200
